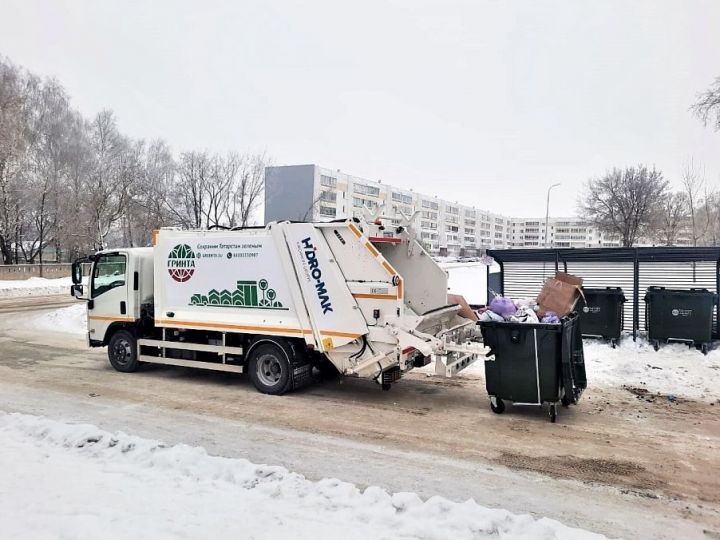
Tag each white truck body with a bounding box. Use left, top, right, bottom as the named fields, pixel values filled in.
left=80, top=218, right=483, bottom=392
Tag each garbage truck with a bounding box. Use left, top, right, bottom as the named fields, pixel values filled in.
left=70, top=217, right=485, bottom=394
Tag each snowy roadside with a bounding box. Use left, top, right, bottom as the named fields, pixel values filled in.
left=0, top=276, right=73, bottom=298
left=28, top=303, right=87, bottom=336
left=0, top=412, right=605, bottom=540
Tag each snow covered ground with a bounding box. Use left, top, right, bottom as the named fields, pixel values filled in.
left=584, top=337, right=720, bottom=402
left=0, top=412, right=604, bottom=540
left=29, top=303, right=87, bottom=336
left=0, top=276, right=73, bottom=298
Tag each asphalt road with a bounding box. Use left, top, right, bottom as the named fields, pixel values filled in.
left=1, top=295, right=719, bottom=539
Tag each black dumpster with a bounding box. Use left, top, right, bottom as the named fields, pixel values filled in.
left=479, top=313, right=586, bottom=422
left=644, top=287, right=718, bottom=355
left=578, top=287, right=626, bottom=347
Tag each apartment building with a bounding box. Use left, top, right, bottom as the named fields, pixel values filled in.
left=509, top=218, right=621, bottom=248
left=264, top=164, right=621, bottom=255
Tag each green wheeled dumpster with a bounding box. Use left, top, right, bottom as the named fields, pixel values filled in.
left=578, top=287, right=626, bottom=347
left=479, top=313, right=587, bottom=422
left=644, top=287, right=718, bottom=355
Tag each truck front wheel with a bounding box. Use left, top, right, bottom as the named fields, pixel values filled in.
left=248, top=340, right=294, bottom=395
left=108, top=329, right=139, bottom=373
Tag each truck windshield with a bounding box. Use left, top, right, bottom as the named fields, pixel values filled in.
left=91, top=254, right=127, bottom=297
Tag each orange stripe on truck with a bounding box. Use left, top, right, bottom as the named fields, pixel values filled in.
left=155, top=319, right=361, bottom=341
left=348, top=223, right=362, bottom=238
left=319, top=330, right=362, bottom=339
left=364, top=241, right=379, bottom=257
left=88, top=315, right=135, bottom=322
left=155, top=319, right=310, bottom=335
left=352, top=293, right=397, bottom=300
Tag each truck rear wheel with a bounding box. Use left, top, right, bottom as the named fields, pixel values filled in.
left=248, top=340, right=294, bottom=395
left=108, top=329, right=139, bottom=373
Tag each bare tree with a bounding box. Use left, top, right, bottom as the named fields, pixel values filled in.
left=651, top=192, right=688, bottom=246
left=0, top=57, right=32, bottom=263
left=226, top=152, right=267, bottom=227
left=84, top=110, right=133, bottom=249
left=170, top=151, right=268, bottom=229
left=681, top=159, right=707, bottom=247
left=580, top=165, right=669, bottom=247
left=691, top=76, right=720, bottom=131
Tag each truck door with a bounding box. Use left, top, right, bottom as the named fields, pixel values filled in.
left=87, top=252, right=131, bottom=345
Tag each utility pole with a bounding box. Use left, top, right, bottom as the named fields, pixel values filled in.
left=544, top=183, right=561, bottom=247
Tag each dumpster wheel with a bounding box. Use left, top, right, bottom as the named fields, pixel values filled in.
left=549, top=403, right=557, bottom=423
left=490, top=396, right=505, bottom=414
left=701, top=343, right=709, bottom=355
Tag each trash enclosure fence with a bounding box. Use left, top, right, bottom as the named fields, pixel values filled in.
left=486, top=247, right=720, bottom=340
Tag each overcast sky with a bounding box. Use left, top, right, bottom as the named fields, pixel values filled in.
left=2, top=0, right=719, bottom=217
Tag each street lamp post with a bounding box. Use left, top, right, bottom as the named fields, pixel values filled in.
left=544, top=183, right=561, bottom=248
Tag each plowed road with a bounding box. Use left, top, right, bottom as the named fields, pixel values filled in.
left=1, top=295, right=719, bottom=539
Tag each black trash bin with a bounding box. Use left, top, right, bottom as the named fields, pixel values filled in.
left=479, top=313, right=587, bottom=422
left=578, top=287, right=626, bottom=347
left=644, top=287, right=718, bottom=355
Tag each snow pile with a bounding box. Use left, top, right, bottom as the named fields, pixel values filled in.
left=0, top=276, right=73, bottom=298
left=584, top=338, right=720, bottom=402
left=30, top=303, right=87, bottom=336
left=0, top=412, right=605, bottom=540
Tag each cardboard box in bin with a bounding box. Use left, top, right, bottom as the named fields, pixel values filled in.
left=537, top=272, right=584, bottom=317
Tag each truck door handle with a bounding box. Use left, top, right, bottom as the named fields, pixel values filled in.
left=120, top=301, right=126, bottom=315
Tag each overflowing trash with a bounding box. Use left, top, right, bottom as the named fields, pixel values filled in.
left=479, top=295, right=560, bottom=324
left=478, top=272, right=584, bottom=324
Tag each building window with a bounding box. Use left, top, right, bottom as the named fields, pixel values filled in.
left=353, top=183, right=380, bottom=197
left=422, top=200, right=439, bottom=210
left=319, top=205, right=336, bottom=217
left=421, top=211, right=438, bottom=220
left=392, top=192, right=413, bottom=205
left=445, top=215, right=458, bottom=224
left=319, top=190, right=336, bottom=202
left=353, top=197, right=377, bottom=209
left=465, top=219, right=476, bottom=227
left=464, top=209, right=476, bottom=218
left=446, top=205, right=459, bottom=215
left=320, top=175, right=337, bottom=188
left=464, top=228, right=474, bottom=235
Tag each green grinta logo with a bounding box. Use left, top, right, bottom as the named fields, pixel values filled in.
left=167, top=244, right=196, bottom=282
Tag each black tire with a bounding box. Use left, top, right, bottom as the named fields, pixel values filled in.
left=549, top=403, right=557, bottom=423
left=381, top=383, right=392, bottom=391
left=108, top=329, right=139, bottom=373
left=653, top=341, right=660, bottom=352
left=561, top=394, right=572, bottom=407
left=611, top=339, right=617, bottom=349
left=247, top=339, right=295, bottom=395
left=701, top=343, right=709, bottom=355
left=490, top=397, right=505, bottom=414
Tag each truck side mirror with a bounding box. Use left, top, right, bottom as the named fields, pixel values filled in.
left=70, top=284, right=84, bottom=299
left=71, top=260, right=83, bottom=284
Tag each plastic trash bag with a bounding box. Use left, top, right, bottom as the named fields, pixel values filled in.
left=541, top=311, right=560, bottom=324
left=510, top=306, right=540, bottom=324
left=488, top=296, right=516, bottom=318
left=479, top=310, right=505, bottom=322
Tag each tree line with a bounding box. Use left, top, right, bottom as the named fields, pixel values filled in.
left=0, top=56, right=267, bottom=264
left=580, top=76, right=720, bottom=248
